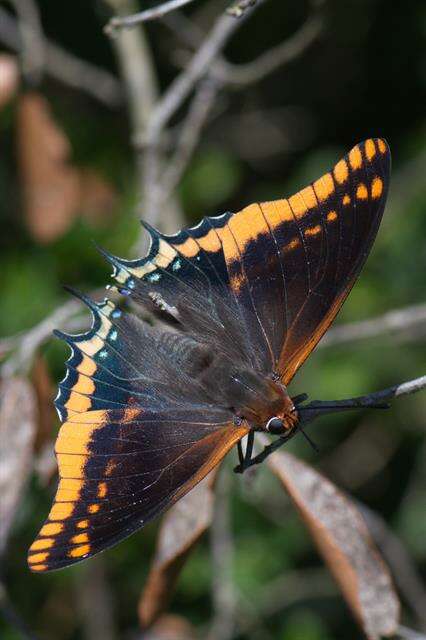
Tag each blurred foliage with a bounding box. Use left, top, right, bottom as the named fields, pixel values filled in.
left=0, top=0, right=425, bottom=638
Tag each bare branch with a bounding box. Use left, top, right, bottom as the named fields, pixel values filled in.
left=106, top=0, right=199, bottom=33
left=321, top=304, right=426, bottom=348
left=104, top=0, right=184, bottom=242
left=208, top=467, right=236, bottom=640
left=216, top=9, right=324, bottom=85
left=0, top=7, right=123, bottom=107
left=9, top=0, right=45, bottom=83
left=161, top=77, right=220, bottom=200
left=164, top=3, right=323, bottom=87
left=146, top=0, right=267, bottom=144
left=0, top=299, right=83, bottom=376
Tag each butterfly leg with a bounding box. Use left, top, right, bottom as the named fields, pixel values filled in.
left=235, top=430, right=255, bottom=473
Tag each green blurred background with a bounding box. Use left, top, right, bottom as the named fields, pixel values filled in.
left=1, top=0, right=425, bottom=638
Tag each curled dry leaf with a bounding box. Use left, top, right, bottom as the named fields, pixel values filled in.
left=16, top=93, right=117, bottom=243
left=17, top=92, right=80, bottom=243
left=262, top=436, right=400, bottom=640
left=0, top=376, right=37, bottom=553
left=0, top=54, right=19, bottom=109
left=138, top=469, right=219, bottom=629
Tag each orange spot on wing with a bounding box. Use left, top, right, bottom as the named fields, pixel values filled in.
left=29, top=564, right=48, bottom=572
left=365, top=139, right=376, bottom=161
left=175, top=236, right=199, bottom=258
left=378, top=139, right=387, bottom=154
left=327, top=210, right=338, bottom=222
left=342, top=194, right=351, bottom=205
left=88, top=504, right=100, bottom=514
left=356, top=183, right=368, bottom=200
left=40, top=522, right=64, bottom=536
left=55, top=478, right=84, bottom=502
left=260, top=199, right=293, bottom=228
left=65, top=391, right=92, bottom=414
left=284, top=238, right=300, bottom=252
left=196, top=227, right=222, bottom=253
left=68, top=544, right=91, bottom=558
left=71, top=374, right=95, bottom=397
left=216, top=225, right=240, bottom=262
left=71, top=533, right=89, bottom=544
left=77, top=355, right=97, bottom=377
left=56, top=453, right=87, bottom=479
left=49, top=502, right=75, bottom=521
left=228, top=204, right=269, bottom=250
left=289, top=186, right=317, bottom=219
left=28, top=552, right=49, bottom=564
left=30, top=538, right=55, bottom=551
left=97, top=482, right=108, bottom=498
left=334, top=159, right=348, bottom=184
left=349, top=145, right=362, bottom=170
left=77, top=519, right=89, bottom=529
left=371, top=177, right=383, bottom=199
left=313, top=173, right=334, bottom=202
left=304, top=225, right=322, bottom=237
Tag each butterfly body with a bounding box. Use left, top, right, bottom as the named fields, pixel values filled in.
left=28, top=138, right=390, bottom=572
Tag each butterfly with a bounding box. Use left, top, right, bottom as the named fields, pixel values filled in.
left=28, top=138, right=390, bottom=572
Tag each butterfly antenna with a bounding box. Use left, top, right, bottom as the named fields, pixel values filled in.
left=298, top=425, right=319, bottom=453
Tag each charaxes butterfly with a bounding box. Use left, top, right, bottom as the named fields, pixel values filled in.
left=28, top=138, right=390, bottom=572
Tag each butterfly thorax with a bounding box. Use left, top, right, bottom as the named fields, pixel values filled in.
left=196, top=351, right=298, bottom=433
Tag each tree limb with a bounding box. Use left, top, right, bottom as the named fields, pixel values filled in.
left=0, top=6, right=123, bottom=107
left=321, top=304, right=426, bottom=348
left=145, top=0, right=267, bottom=144
left=105, top=0, right=199, bottom=33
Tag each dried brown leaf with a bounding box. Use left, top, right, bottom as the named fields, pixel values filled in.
left=0, top=376, right=37, bottom=553
left=264, top=441, right=400, bottom=639
left=0, top=54, right=19, bottom=109
left=16, top=92, right=80, bottom=242
left=138, top=469, right=218, bottom=629
left=16, top=93, right=117, bottom=241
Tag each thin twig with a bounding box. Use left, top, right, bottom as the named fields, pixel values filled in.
left=164, top=2, right=324, bottom=87
left=104, top=0, right=184, bottom=244
left=0, top=299, right=83, bottom=376
left=208, top=466, right=236, bottom=640
left=145, top=0, right=267, bottom=144
left=216, top=9, right=324, bottom=85
left=9, top=0, right=45, bottom=83
left=161, top=76, right=220, bottom=200
left=0, top=6, right=123, bottom=107
left=321, top=304, right=426, bottom=348
left=106, top=0, right=198, bottom=33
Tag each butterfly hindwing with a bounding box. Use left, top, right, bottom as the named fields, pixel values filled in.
left=28, top=407, right=247, bottom=571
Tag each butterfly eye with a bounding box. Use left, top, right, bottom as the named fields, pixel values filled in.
left=266, top=417, right=284, bottom=434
